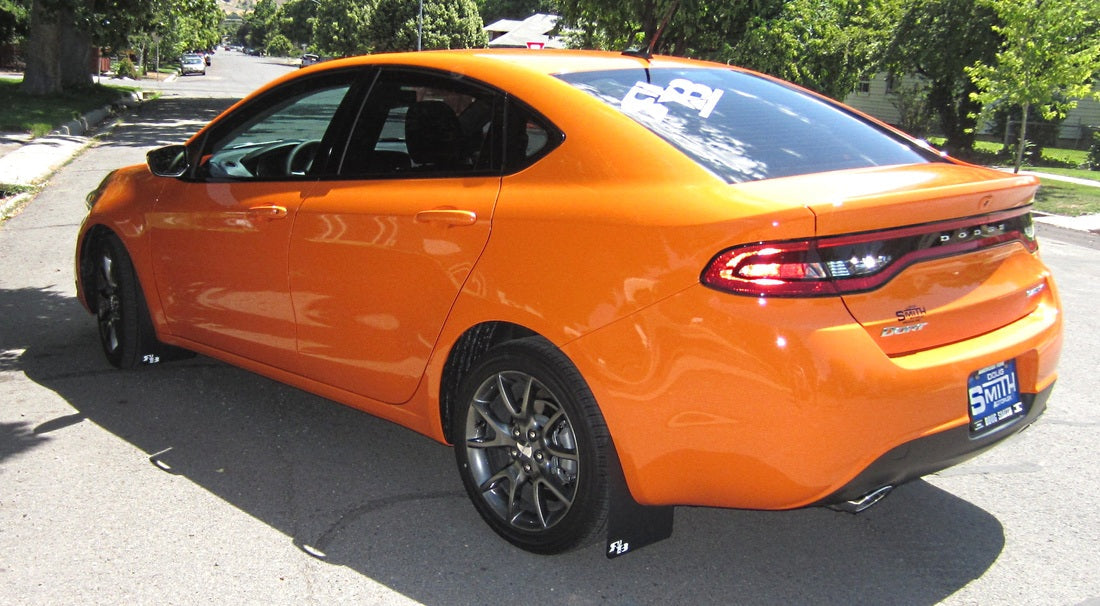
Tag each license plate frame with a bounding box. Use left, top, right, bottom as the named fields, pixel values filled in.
left=968, top=360, right=1025, bottom=437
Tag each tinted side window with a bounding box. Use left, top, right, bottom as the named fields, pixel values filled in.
left=199, top=74, right=356, bottom=180
left=503, top=99, right=562, bottom=173
left=558, top=68, right=938, bottom=183
left=338, top=70, right=501, bottom=178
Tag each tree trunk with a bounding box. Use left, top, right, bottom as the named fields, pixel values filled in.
left=60, top=11, right=93, bottom=89
left=20, top=1, right=93, bottom=94
left=1014, top=102, right=1030, bottom=174
left=929, top=78, right=981, bottom=155
left=20, top=0, right=63, bottom=95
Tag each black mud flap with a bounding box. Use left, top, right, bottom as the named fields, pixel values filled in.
left=139, top=332, right=193, bottom=365
left=605, top=443, right=674, bottom=558
left=137, top=301, right=195, bottom=365
left=140, top=343, right=195, bottom=365
left=138, top=331, right=196, bottom=365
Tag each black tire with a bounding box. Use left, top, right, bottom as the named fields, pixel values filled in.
left=453, top=337, right=610, bottom=554
left=90, top=234, right=152, bottom=369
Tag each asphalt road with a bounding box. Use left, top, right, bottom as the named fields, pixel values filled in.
left=1, top=51, right=1098, bottom=605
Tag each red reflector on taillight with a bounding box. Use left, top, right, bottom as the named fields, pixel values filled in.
left=702, top=208, right=1037, bottom=297
left=703, top=243, right=838, bottom=296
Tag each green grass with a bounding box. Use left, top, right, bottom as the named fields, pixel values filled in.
left=995, top=154, right=1100, bottom=217
left=1034, top=180, right=1100, bottom=217
left=1026, top=166, right=1100, bottom=180
left=927, top=137, right=1091, bottom=169
left=0, top=183, right=36, bottom=198
left=1039, top=147, right=1089, bottom=167
left=0, top=79, right=139, bottom=137
left=926, top=137, right=1100, bottom=216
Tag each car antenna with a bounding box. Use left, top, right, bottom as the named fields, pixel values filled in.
left=622, top=0, right=680, bottom=61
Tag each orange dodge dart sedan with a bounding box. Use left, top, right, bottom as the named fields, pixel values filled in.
left=76, top=49, right=1062, bottom=557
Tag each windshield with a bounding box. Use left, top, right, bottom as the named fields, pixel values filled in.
left=557, top=67, right=937, bottom=183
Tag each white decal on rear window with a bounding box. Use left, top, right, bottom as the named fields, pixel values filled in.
left=622, top=78, right=724, bottom=121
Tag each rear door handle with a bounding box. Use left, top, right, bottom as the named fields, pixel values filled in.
left=415, top=209, right=477, bottom=226
left=247, top=205, right=288, bottom=220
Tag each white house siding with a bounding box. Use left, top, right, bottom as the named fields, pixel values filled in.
left=1059, top=93, right=1100, bottom=148
left=843, top=74, right=1100, bottom=148
left=842, top=74, right=904, bottom=125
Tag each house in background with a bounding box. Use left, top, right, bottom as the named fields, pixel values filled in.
left=842, top=74, right=918, bottom=127
left=844, top=74, right=1100, bottom=149
left=484, top=13, right=564, bottom=49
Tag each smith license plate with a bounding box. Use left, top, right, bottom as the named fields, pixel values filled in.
left=968, top=360, right=1024, bottom=437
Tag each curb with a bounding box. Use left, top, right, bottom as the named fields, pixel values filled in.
left=1035, top=220, right=1100, bottom=250
left=0, top=92, right=143, bottom=189
left=50, top=91, right=143, bottom=137
left=0, top=190, right=32, bottom=220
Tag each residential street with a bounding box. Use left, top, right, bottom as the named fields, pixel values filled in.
left=1, top=51, right=1098, bottom=605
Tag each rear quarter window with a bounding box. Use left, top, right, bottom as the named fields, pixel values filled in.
left=557, top=68, right=938, bottom=183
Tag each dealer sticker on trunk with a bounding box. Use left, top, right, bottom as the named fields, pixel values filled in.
left=967, top=360, right=1025, bottom=437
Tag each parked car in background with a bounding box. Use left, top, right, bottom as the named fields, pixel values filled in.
left=300, top=53, right=319, bottom=68
left=76, top=49, right=1062, bottom=556
left=189, top=49, right=212, bottom=65
left=179, top=54, right=205, bottom=76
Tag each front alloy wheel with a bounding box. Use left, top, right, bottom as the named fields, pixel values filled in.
left=454, top=338, right=610, bottom=554
left=92, top=234, right=145, bottom=369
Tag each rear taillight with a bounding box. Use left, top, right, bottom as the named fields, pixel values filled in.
left=702, top=208, right=1037, bottom=297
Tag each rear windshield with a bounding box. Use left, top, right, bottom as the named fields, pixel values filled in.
left=557, top=67, right=936, bottom=183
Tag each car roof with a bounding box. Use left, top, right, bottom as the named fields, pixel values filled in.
left=318, top=48, right=717, bottom=77
left=196, top=49, right=762, bottom=157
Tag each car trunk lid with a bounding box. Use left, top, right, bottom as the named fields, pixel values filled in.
left=732, top=162, right=1047, bottom=355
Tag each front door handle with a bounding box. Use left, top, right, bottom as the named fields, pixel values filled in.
left=247, top=205, right=288, bottom=220
left=415, top=209, right=478, bottom=227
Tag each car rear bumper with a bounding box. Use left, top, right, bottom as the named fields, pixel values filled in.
left=814, top=381, right=1051, bottom=507
left=563, top=277, right=1062, bottom=510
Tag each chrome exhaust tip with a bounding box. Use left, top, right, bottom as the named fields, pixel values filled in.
left=828, top=485, right=894, bottom=514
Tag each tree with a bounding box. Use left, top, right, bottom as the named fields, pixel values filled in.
left=368, top=0, right=486, bottom=52
left=19, top=0, right=219, bottom=94
left=880, top=0, right=1001, bottom=154
left=125, top=0, right=221, bottom=75
left=720, top=0, right=893, bottom=100
left=311, top=0, right=371, bottom=57
left=556, top=0, right=790, bottom=56
left=243, top=0, right=277, bottom=50
left=21, top=0, right=81, bottom=94
left=220, top=14, right=243, bottom=46
left=171, top=0, right=223, bottom=53
left=557, top=0, right=887, bottom=101
left=277, top=0, right=316, bottom=50
left=968, top=0, right=1100, bottom=172
left=265, top=32, right=295, bottom=57
left=0, top=0, right=30, bottom=47
left=477, top=0, right=558, bottom=24
left=557, top=0, right=681, bottom=51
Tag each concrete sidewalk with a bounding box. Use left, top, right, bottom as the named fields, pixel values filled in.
left=0, top=69, right=166, bottom=219
left=0, top=132, right=96, bottom=219
left=1012, top=170, right=1100, bottom=237
left=0, top=89, right=144, bottom=218
left=0, top=92, right=143, bottom=183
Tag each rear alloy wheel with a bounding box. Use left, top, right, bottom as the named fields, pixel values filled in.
left=91, top=234, right=149, bottom=369
left=454, top=338, right=610, bottom=554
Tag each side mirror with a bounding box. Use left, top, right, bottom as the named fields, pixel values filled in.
left=147, top=144, right=189, bottom=178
